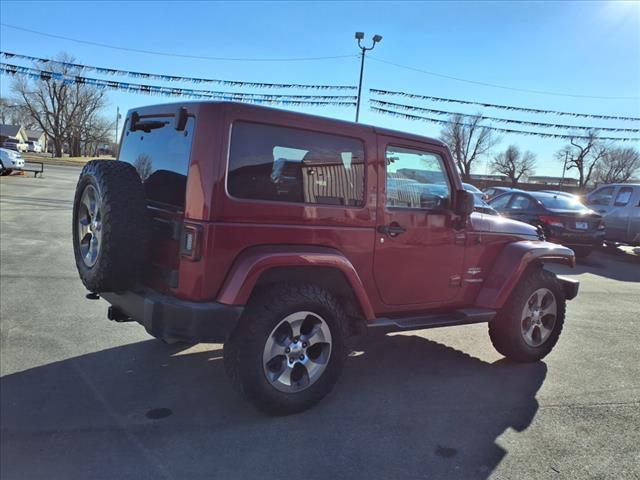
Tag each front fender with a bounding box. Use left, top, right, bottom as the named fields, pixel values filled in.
left=474, top=241, right=575, bottom=309
left=216, top=245, right=376, bottom=320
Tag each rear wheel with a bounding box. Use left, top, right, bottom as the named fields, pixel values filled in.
left=224, top=283, right=347, bottom=415
left=572, top=246, right=592, bottom=259
left=489, top=267, right=565, bottom=362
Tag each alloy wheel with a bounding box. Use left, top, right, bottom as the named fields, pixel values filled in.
left=262, top=311, right=332, bottom=393
left=521, top=288, right=557, bottom=347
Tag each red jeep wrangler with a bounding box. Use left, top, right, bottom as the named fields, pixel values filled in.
left=72, top=102, right=579, bottom=415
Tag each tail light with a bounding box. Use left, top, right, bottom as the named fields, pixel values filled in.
left=180, top=223, right=203, bottom=261
left=538, top=215, right=564, bottom=227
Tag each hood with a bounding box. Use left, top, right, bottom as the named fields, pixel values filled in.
left=470, top=212, right=539, bottom=239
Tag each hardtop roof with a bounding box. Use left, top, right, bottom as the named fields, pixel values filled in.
left=126, top=101, right=447, bottom=149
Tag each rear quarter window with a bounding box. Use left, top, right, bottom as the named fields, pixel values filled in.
left=227, top=121, right=365, bottom=206
left=614, top=187, right=634, bottom=207
left=118, top=115, right=195, bottom=208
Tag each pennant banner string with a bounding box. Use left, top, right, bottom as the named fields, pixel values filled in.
left=370, top=106, right=640, bottom=142
left=370, top=100, right=640, bottom=133
left=0, top=62, right=356, bottom=104
left=370, top=88, right=640, bottom=122
left=0, top=64, right=356, bottom=107
left=0, top=51, right=357, bottom=90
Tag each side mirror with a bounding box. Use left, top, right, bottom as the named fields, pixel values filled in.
left=455, top=190, right=475, bottom=217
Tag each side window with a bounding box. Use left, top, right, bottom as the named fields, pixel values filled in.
left=614, top=187, right=633, bottom=207
left=588, top=186, right=616, bottom=206
left=228, top=122, right=365, bottom=206
left=490, top=194, right=512, bottom=210
left=509, top=194, right=532, bottom=210
left=385, top=146, right=450, bottom=209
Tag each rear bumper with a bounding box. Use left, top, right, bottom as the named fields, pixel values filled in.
left=102, top=289, right=243, bottom=343
left=548, top=230, right=605, bottom=247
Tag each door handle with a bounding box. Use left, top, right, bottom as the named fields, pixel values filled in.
left=377, top=223, right=406, bottom=236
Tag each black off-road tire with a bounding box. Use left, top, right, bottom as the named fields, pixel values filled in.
left=489, top=266, right=566, bottom=363
left=1, top=161, right=12, bottom=176
left=72, top=160, right=149, bottom=292
left=224, top=283, right=348, bottom=416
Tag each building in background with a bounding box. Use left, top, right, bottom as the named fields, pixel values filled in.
left=0, top=124, right=29, bottom=144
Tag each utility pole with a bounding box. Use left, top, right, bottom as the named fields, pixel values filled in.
left=559, top=150, right=569, bottom=188
left=115, top=106, right=121, bottom=153
left=354, top=32, right=382, bottom=122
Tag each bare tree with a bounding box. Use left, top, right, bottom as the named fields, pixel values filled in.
left=0, top=96, right=38, bottom=129
left=490, top=145, right=536, bottom=186
left=557, top=131, right=608, bottom=188
left=593, top=147, right=640, bottom=184
left=134, top=154, right=153, bottom=181
left=440, top=113, right=498, bottom=182
left=11, top=53, right=108, bottom=157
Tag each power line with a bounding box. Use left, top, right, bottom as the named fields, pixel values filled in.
left=368, top=56, right=639, bottom=100
left=370, top=106, right=640, bottom=142
left=370, top=99, right=640, bottom=133
left=0, top=51, right=357, bottom=90
left=0, top=23, right=357, bottom=63
left=0, top=64, right=357, bottom=107
left=371, top=88, right=640, bottom=121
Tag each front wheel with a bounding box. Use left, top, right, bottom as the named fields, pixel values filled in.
left=224, top=283, right=347, bottom=415
left=489, top=267, right=565, bottom=362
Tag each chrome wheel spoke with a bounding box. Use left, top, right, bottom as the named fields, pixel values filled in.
left=265, top=337, right=288, bottom=363
left=540, top=295, right=557, bottom=317
left=523, top=323, right=537, bottom=345
left=304, top=322, right=329, bottom=347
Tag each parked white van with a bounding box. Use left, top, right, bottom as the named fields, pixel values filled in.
left=586, top=184, right=640, bottom=245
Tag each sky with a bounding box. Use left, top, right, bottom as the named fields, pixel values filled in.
left=1, top=0, right=639, bottom=177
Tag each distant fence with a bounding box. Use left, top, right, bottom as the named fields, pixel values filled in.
left=469, top=178, right=585, bottom=194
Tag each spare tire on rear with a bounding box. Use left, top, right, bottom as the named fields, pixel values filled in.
left=72, top=160, right=149, bottom=292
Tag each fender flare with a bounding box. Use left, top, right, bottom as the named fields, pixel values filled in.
left=474, top=241, right=575, bottom=309
left=216, top=245, right=376, bottom=320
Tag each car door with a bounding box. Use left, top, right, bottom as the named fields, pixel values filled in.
left=501, top=194, right=537, bottom=224
left=604, top=186, right=635, bottom=242
left=488, top=193, right=514, bottom=214
left=373, top=137, right=465, bottom=306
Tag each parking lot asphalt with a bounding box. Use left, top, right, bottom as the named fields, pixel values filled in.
left=1, top=165, right=639, bottom=480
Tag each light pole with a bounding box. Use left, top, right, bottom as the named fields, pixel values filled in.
left=115, top=106, right=121, bottom=147
left=354, top=32, right=382, bottom=123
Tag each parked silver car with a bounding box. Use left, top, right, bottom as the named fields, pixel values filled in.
left=586, top=183, right=640, bottom=245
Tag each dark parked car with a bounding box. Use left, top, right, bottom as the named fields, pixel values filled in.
left=463, top=182, right=498, bottom=215
left=483, top=186, right=522, bottom=200
left=489, top=191, right=605, bottom=258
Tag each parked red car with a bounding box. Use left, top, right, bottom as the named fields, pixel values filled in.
left=72, top=102, right=579, bottom=414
